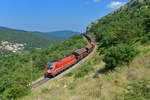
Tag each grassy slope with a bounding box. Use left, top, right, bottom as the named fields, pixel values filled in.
left=20, top=46, right=150, bottom=100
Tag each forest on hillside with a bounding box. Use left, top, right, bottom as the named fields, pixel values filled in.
left=88, top=0, right=150, bottom=64
left=89, top=0, right=150, bottom=48
left=0, top=35, right=88, bottom=99
left=88, top=0, right=150, bottom=99
left=0, top=27, right=64, bottom=58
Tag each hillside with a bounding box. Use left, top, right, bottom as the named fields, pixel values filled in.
left=20, top=0, right=150, bottom=100
left=0, top=34, right=88, bottom=100
left=45, top=31, right=80, bottom=40
left=20, top=47, right=150, bottom=100
left=88, top=0, right=150, bottom=47
left=0, top=27, right=61, bottom=51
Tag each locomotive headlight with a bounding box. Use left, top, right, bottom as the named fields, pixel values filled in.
left=48, top=70, right=53, bottom=73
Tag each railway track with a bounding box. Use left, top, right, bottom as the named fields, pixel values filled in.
left=31, top=35, right=96, bottom=88
left=32, top=78, right=50, bottom=88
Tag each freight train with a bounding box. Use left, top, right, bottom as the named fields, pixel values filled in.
left=44, top=34, right=95, bottom=78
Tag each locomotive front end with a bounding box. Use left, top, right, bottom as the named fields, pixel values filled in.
left=45, top=63, right=55, bottom=78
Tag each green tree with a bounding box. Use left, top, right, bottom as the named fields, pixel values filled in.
left=103, top=44, right=139, bottom=69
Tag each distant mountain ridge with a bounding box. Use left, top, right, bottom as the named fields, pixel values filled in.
left=0, top=26, right=28, bottom=32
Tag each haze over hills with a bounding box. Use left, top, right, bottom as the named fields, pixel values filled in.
left=45, top=31, right=80, bottom=40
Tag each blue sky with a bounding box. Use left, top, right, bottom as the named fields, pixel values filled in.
left=0, top=0, right=130, bottom=32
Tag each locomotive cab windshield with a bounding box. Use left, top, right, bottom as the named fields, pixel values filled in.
left=47, top=63, right=54, bottom=70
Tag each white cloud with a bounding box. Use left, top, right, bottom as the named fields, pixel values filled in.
left=93, top=0, right=100, bottom=3
left=106, top=1, right=126, bottom=9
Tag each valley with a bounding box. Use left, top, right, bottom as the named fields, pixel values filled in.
left=0, top=26, right=79, bottom=58
left=1, top=0, right=150, bottom=100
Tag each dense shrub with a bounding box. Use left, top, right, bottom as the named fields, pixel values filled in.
left=103, top=44, right=139, bottom=69
left=2, top=84, right=30, bottom=100
left=0, top=76, right=15, bottom=94
left=0, top=75, right=30, bottom=100
left=74, top=65, right=94, bottom=78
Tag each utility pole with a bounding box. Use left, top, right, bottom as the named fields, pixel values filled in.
left=30, top=56, right=32, bottom=88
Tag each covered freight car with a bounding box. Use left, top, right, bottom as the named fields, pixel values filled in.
left=73, top=48, right=88, bottom=60
left=91, top=42, right=95, bottom=48
left=85, top=44, right=93, bottom=53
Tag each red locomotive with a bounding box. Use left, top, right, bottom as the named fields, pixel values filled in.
left=44, top=34, right=95, bottom=78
